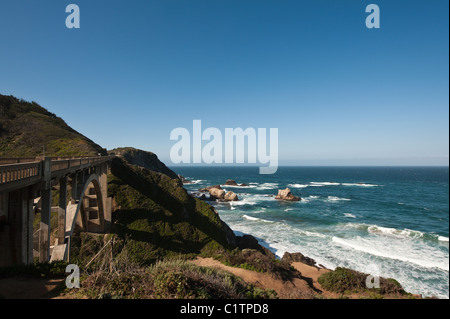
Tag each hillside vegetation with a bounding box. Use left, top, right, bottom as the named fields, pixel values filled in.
left=106, top=153, right=237, bottom=263
left=0, top=94, right=106, bottom=157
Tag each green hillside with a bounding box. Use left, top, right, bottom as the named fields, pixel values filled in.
left=106, top=155, right=237, bottom=263
left=0, top=94, right=106, bottom=157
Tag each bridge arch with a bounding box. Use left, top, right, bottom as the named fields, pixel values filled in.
left=67, top=173, right=106, bottom=237
left=0, top=156, right=114, bottom=265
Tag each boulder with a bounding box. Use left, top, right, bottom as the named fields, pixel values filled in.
left=224, top=191, right=239, bottom=201
left=224, top=179, right=249, bottom=187
left=281, top=252, right=317, bottom=267
left=236, top=235, right=276, bottom=259
left=209, top=187, right=226, bottom=200
left=224, top=179, right=238, bottom=186
left=275, top=188, right=301, bottom=201
left=198, top=185, right=222, bottom=192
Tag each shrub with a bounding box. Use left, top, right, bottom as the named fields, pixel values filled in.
left=0, top=261, right=67, bottom=279
left=148, top=259, right=277, bottom=299
left=74, top=258, right=277, bottom=299
left=217, top=249, right=296, bottom=281
left=318, top=267, right=406, bottom=296
left=318, top=267, right=366, bottom=294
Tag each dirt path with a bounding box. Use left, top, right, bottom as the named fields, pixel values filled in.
left=0, top=277, right=64, bottom=299
left=290, top=262, right=338, bottom=298
left=191, top=257, right=324, bottom=299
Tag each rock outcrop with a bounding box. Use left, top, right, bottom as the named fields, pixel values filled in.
left=207, top=188, right=239, bottom=202
left=224, top=179, right=248, bottom=187
left=275, top=188, right=301, bottom=201
left=199, top=185, right=222, bottom=192
left=281, top=252, right=317, bottom=267
left=178, top=174, right=192, bottom=184
left=236, top=234, right=276, bottom=259
left=224, top=191, right=239, bottom=201
left=110, top=147, right=180, bottom=181
left=209, top=187, right=226, bottom=200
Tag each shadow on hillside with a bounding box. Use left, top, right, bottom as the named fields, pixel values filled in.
left=109, top=158, right=234, bottom=258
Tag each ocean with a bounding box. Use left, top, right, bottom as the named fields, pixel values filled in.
left=171, top=166, right=449, bottom=299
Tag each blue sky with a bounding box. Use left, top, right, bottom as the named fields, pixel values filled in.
left=0, top=0, right=448, bottom=165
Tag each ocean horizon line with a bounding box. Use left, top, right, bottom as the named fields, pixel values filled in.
left=168, top=164, right=450, bottom=168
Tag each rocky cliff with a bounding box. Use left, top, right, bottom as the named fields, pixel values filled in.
left=109, top=147, right=180, bottom=180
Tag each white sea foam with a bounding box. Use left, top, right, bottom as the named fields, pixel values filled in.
left=327, top=196, right=351, bottom=202
left=256, top=182, right=279, bottom=190
left=306, top=182, right=381, bottom=187
left=341, top=183, right=380, bottom=187
left=182, top=178, right=205, bottom=185
left=344, top=213, right=356, bottom=218
left=438, top=236, right=449, bottom=242
left=341, top=223, right=448, bottom=244
left=332, top=236, right=449, bottom=271
left=299, top=195, right=320, bottom=203
left=288, top=183, right=309, bottom=188
left=310, top=182, right=341, bottom=186
left=219, top=208, right=449, bottom=297
left=221, top=184, right=257, bottom=189
left=368, top=225, right=425, bottom=240
left=190, top=179, right=205, bottom=184
left=228, top=194, right=274, bottom=207
left=243, top=215, right=273, bottom=223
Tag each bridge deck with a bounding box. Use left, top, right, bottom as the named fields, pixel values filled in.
left=0, top=156, right=115, bottom=193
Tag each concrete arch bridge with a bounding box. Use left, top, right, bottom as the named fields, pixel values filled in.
left=0, top=156, right=115, bottom=266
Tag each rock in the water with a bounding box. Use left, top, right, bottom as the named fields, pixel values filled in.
left=224, top=191, right=239, bottom=201
left=281, top=252, right=317, bottom=267
left=178, top=174, right=192, bottom=184
left=209, top=187, right=226, bottom=200
left=224, top=179, right=238, bottom=186
left=199, top=185, right=222, bottom=192
left=275, top=188, right=301, bottom=201
left=224, top=179, right=249, bottom=187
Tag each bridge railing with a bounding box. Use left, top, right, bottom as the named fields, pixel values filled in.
left=0, top=161, right=41, bottom=184
left=0, top=157, right=37, bottom=165
left=50, top=156, right=114, bottom=175
left=0, top=156, right=115, bottom=190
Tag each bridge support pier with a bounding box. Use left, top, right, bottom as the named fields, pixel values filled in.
left=39, top=158, right=51, bottom=263
left=57, top=177, right=67, bottom=245
left=99, top=163, right=111, bottom=231
left=70, top=172, right=78, bottom=203
left=0, top=188, right=34, bottom=266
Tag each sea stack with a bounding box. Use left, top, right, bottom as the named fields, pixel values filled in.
left=224, top=179, right=248, bottom=187
left=208, top=187, right=226, bottom=200
left=224, top=191, right=239, bottom=201
left=275, top=188, right=301, bottom=201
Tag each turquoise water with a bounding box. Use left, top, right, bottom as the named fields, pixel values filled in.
left=172, top=166, right=449, bottom=298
